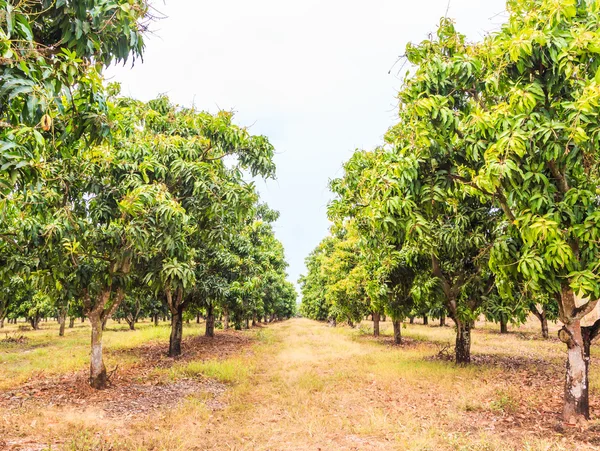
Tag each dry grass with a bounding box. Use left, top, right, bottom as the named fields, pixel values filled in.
left=0, top=317, right=599, bottom=450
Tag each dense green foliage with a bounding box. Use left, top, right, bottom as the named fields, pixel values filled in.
left=300, top=0, right=600, bottom=423
left=0, top=1, right=296, bottom=389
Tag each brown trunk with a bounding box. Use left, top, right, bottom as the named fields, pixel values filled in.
left=381, top=314, right=386, bottom=322
left=423, top=315, right=428, bottom=325
left=69, top=317, right=75, bottom=328
left=89, top=314, right=107, bottom=389
left=373, top=311, right=380, bottom=337
left=30, top=316, right=40, bottom=330
left=101, top=315, right=108, bottom=331
left=455, top=321, right=471, bottom=364
left=541, top=315, right=549, bottom=339
left=500, top=314, right=508, bottom=334
left=440, top=314, right=446, bottom=327
left=409, top=316, right=414, bottom=324
left=0, top=318, right=4, bottom=329
left=560, top=320, right=589, bottom=423
left=154, top=313, right=159, bottom=326
left=205, top=304, right=215, bottom=338
left=393, top=319, right=401, bottom=345
left=58, top=308, right=67, bottom=337
left=252, top=312, right=257, bottom=327
left=245, top=317, right=250, bottom=329
left=224, top=307, right=230, bottom=330
left=196, top=313, right=200, bottom=324
left=531, top=306, right=549, bottom=339
left=169, top=305, right=184, bottom=357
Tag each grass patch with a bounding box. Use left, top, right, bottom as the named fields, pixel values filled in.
left=181, top=358, right=250, bottom=384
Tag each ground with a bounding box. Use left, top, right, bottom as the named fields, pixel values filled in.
left=0, top=317, right=599, bottom=450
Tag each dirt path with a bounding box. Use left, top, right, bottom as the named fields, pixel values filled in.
left=199, top=318, right=599, bottom=451
left=2, top=319, right=598, bottom=450
left=203, top=318, right=383, bottom=451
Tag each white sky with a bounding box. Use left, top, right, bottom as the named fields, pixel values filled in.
left=106, top=0, right=508, bottom=289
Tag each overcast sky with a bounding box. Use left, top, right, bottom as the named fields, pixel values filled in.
left=106, top=0, right=507, bottom=290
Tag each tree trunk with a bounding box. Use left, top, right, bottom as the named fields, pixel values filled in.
left=169, top=305, right=184, bottom=357
left=89, top=314, right=107, bottom=389
left=531, top=306, right=549, bottom=339
left=205, top=304, right=215, bottom=338
left=58, top=308, right=67, bottom=337
left=196, top=312, right=200, bottom=324
left=500, top=314, right=508, bottom=334
left=393, top=319, right=401, bottom=345
left=252, top=312, right=257, bottom=327
left=224, top=308, right=229, bottom=330
left=0, top=317, right=4, bottom=329
left=560, top=320, right=590, bottom=423
left=154, top=313, right=159, bottom=326
left=381, top=314, right=386, bottom=322
left=245, top=317, right=250, bottom=329
left=440, top=314, right=446, bottom=327
left=126, top=317, right=135, bottom=330
left=541, top=314, right=549, bottom=339
left=373, top=311, right=380, bottom=337
left=409, top=316, right=414, bottom=324
left=423, top=315, right=428, bottom=325
left=69, top=317, right=75, bottom=328
left=455, top=321, right=471, bottom=364
left=30, top=316, right=40, bottom=330
left=101, top=315, right=108, bottom=331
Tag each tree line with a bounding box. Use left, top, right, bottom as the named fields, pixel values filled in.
left=0, top=0, right=296, bottom=390
left=300, top=0, right=600, bottom=425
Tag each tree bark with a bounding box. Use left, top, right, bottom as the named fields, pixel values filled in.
left=205, top=304, right=215, bottom=338
left=531, top=305, right=549, bottom=339
left=30, top=316, right=40, bottom=330
left=223, top=307, right=229, bottom=330
left=373, top=311, right=380, bottom=337
left=0, top=317, right=4, bottom=329
left=455, top=321, right=471, bottom=364
left=440, top=314, right=446, bottom=327
left=69, top=317, right=75, bottom=328
left=196, top=313, right=201, bottom=324
left=89, top=313, right=107, bottom=389
left=541, top=314, right=549, bottom=339
left=500, top=314, right=508, bottom=334
left=169, top=304, right=184, bottom=357
left=560, top=320, right=589, bottom=423
left=252, top=312, right=257, bottom=327
left=154, top=313, right=159, bottom=326
left=393, top=319, right=402, bottom=345
left=423, top=315, right=428, bottom=325
left=58, top=308, right=67, bottom=337
left=409, top=316, right=414, bottom=324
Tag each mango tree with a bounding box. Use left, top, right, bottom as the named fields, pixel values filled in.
left=468, top=0, right=600, bottom=423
